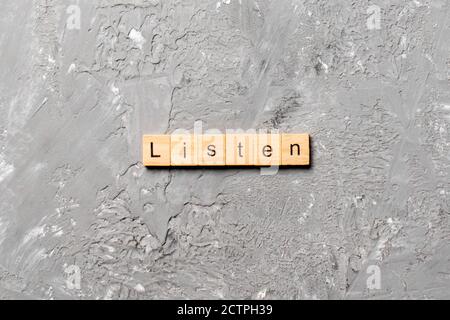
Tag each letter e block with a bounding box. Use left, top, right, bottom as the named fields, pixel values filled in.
left=256, top=134, right=281, bottom=166
left=281, top=134, right=310, bottom=165
left=142, top=135, right=171, bottom=166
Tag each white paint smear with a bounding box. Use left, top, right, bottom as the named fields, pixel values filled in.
left=128, top=29, right=146, bottom=50
left=0, top=154, right=14, bottom=184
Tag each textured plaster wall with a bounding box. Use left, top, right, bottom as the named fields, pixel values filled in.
left=0, top=0, right=449, bottom=299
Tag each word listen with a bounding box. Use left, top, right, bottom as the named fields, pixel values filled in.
left=143, top=133, right=309, bottom=166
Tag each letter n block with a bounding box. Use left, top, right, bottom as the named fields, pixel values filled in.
left=281, top=133, right=310, bottom=165
left=142, top=135, right=171, bottom=166
left=171, top=134, right=198, bottom=166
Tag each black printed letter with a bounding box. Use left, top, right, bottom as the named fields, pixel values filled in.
left=290, top=144, right=300, bottom=156
left=150, top=142, right=160, bottom=158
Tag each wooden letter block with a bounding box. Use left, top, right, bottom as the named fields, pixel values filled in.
left=171, top=134, right=197, bottom=166
left=256, top=134, right=281, bottom=166
left=225, top=133, right=256, bottom=166
left=142, top=135, right=171, bottom=166
left=143, top=132, right=310, bottom=167
left=281, top=133, right=310, bottom=165
left=200, top=134, right=225, bottom=166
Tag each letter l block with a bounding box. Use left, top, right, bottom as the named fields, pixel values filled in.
left=142, top=135, right=171, bottom=166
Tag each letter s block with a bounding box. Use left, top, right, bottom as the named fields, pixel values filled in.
left=142, top=135, right=171, bottom=166
left=281, top=133, right=310, bottom=165
left=200, top=134, right=225, bottom=166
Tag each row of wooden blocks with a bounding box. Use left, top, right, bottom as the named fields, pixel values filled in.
left=143, top=133, right=310, bottom=166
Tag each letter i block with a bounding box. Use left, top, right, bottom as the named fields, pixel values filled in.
left=200, top=134, right=225, bottom=166
left=142, top=135, right=171, bottom=166
left=225, top=134, right=256, bottom=166
left=171, top=134, right=198, bottom=166
left=281, top=133, right=310, bottom=165
left=256, top=134, right=281, bottom=166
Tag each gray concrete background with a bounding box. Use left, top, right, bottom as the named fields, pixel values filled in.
left=0, top=0, right=449, bottom=299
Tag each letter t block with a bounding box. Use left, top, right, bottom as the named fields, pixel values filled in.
left=225, top=133, right=256, bottom=166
